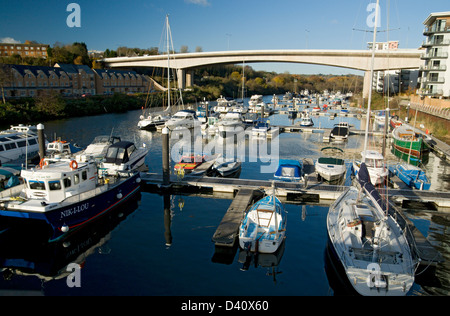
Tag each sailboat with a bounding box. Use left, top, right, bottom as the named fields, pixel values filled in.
left=138, top=15, right=174, bottom=131
left=327, top=0, right=415, bottom=296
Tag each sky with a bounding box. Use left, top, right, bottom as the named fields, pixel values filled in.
left=1, top=0, right=449, bottom=75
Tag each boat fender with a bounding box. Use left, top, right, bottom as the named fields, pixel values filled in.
left=117, top=193, right=123, bottom=199
left=61, top=225, right=69, bottom=233
left=70, top=160, right=78, bottom=170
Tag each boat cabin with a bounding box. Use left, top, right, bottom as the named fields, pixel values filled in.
left=104, top=141, right=138, bottom=165
left=21, top=159, right=98, bottom=202
left=361, top=150, right=384, bottom=169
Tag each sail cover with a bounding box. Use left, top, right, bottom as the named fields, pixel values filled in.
left=357, top=162, right=387, bottom=213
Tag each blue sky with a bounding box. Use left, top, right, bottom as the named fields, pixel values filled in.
left=1, top=0, right=449, bottom=74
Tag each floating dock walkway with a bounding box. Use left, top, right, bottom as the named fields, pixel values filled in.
left=211, top=188, right=264, bottom=248
left=141, top=172, right=450, bottom=208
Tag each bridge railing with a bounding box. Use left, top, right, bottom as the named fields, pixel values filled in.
left=409, top=102, right=450, bottom=121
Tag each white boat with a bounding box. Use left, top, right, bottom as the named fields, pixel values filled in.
left=299, top=112, right=314, bottom=127
left=315, top=147, right=346, bottom=182
left=330, top=122, right=350, bottom=141
left=0, top=155, right=141, bottom=242
left=164, top=110, right=201, bottom=131
left=249, top=95, right=263, bottom=107
left=214, top=96, right=235, bottom=113
left=239, top=187, right=287, bottom=254
left=328, top=1, right=416, bottom=295
left=217, top=112, right=245, bottom=138
left=352, top=150, right=388, bottom=186
left=326, top=163, right=415, bottom=295
left=101, top=141, right=148, bottom=176
left=251, top=119, right=271, bottom=137
left=46, top=139, right=82, bottom=158
left=138, top=112, right=171, bottom=130
left=201, top=116, right=219, bottom=136
left=0, top=126, right=41, bottom=164
left=80, top=135, right=121, bottom=159
left=211, top=157, right=242, bottom=177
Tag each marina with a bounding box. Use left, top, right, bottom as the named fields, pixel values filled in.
left=0, top=95, right=449, bottom=296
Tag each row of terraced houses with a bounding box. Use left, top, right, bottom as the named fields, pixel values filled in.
left=2, top=63, right=152, bottom=98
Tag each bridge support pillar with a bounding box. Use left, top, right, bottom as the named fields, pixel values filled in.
left=177, top=69, right=194, bottom=90
left=363, top=70, right=372, bottom=100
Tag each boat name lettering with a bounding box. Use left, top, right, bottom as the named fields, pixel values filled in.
left=60, top=203, right=89, bottom=219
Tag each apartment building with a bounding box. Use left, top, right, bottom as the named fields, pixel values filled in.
left=2, top=64, right=151, bottom=98
left=419, top=11, right=450, bottom=98
left=0, top=41, right=49, bottom=59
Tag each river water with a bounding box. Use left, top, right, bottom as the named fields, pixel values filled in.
left=0, top=95, right=449, bottom=297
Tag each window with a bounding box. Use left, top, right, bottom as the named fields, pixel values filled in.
left=63, top=177, right=71, bottom=188
left=82, top=170, right=87, bottom=181
left=0, top=145, right=4, bottom=152
left=17, top=141, right=26, bottom=148
left=74, top=173, right=80, bottom=185
left=4, top=143, right=17, bottom=150
left=29, top=180, right=45, bottom=190
left=49, top=180, right=62, bottom=191
left=28, top=138, right=37, bottom=145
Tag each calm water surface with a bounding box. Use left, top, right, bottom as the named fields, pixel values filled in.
left=0, top=95, right=449, bottom=296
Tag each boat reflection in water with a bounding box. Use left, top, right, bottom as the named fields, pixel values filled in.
left=0, top=192, right=141, bottom=294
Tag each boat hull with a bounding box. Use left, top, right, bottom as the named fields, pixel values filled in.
left=391, top=127, right=429, bottom=166
left=0, top=172, right=141, bottom=242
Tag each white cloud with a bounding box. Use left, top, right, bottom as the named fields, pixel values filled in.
left=0, top=37, right=21, bottom=44
left=185, top=0, right=211, bottom=6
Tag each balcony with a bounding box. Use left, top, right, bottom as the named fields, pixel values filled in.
left=421, top=52, right=449, bottom=59
left=423, top=26, right=450, bottom=35
left=418, top=89, right=444, bottom=97
left=419, top=76, right=445, bottom=84
left=422, top=39, right=450, bottom=47
left=420, top=64, right=447, bottom=71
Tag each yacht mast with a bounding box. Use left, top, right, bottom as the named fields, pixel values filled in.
left=166, top=14, right=171, bottom=112
left=363, top=0, right=380, bottom=161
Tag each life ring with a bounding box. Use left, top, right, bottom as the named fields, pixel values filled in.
left=70, top=160, right=78, bottom=170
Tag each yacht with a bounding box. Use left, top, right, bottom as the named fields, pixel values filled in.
left=101, top=141, right=149, bottom=176
left=164, top=110, right=201, bottom=131
left=0, top=125, right=41, bottom=164
left=217, top=112, right=245, bottom=138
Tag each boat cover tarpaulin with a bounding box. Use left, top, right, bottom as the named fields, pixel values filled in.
left=357, top=162, right=387, bottom=213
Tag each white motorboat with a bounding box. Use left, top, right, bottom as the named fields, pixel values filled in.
left=315, top=147, right=346, bottom=182
left=101, top=141, right=148, bottom=176
left=214, top=96, right=235, bottom=113
left=352, top=150, right=388, bottom=186
left=327, top=163, right=415, bottom=295
left=164, top=110, right=201, bottom=131
left=0, top=125, right=41, bottom=164
left=217, top=112, right=245, bottom=138
left=80, top=135, right=121, bottom=159
left=299, top=112, right=314, bottom=127
left=330, top=122, right=350, bottom=141
left=211, top=157, right=242, bottom=177
left=138, top=112, right=171, bottom=130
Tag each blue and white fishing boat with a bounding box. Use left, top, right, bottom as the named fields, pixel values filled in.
left=274, top=159, right=303, bottom=182
left=0, top=155, right=142, bottom=242
left=389, top=163, right=431, bottom=190
left=239, top=188, right=287, bottom=254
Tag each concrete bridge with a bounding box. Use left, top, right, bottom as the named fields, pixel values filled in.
left=102, top=49, right=422, bottom=97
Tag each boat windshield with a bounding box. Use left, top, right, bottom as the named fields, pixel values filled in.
left=366, top=158, right=384, bottom=168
